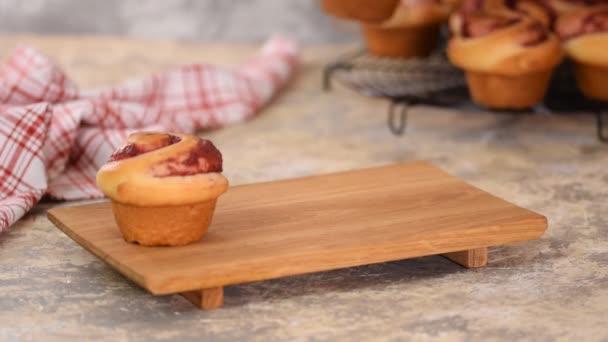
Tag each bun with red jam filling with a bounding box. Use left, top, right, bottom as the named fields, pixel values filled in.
left=556, top=5, right=608, bottom=100
left=448, top=2, right=563, bottom=109
left=96, top=132, right=229, bottom=246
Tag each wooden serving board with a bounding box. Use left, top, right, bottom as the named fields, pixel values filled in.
left=48, top=162, right=547, bottom=310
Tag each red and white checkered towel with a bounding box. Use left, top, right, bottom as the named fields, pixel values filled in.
left=0, top=36, right=299, bottom=233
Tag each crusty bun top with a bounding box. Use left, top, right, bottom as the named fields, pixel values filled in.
left=96, top=132, right=228, bottom=207
left=555, top=5, right=608, bottom=64
left=456, top=0, right=553, bottom=27
left=321, top=0, right=461, bottom=27
left=448, top=10, right=563, bottom=75
left=379, top=0, right=464, bottom=28
left=541, top=0, right=608, bottom=15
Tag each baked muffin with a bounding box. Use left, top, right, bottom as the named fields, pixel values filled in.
left=458, top=0, right=553, bottom=26
left=321, top=0, right=462, bottom=58
left=555, top=5, right=608, bottom=100
left=96, top=132, right=229, bottom=246
left=541, top=0, right=608, bottom=16
left=448, top=9, right=563, bottom=109
left=321, top=0, right=401, bottom=22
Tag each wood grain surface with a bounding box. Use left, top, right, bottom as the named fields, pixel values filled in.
left=48, top=162, right=547, bottom=297
left=180, top=287, right=224, bottom=310
left=443, top=247, right=488, bottom=268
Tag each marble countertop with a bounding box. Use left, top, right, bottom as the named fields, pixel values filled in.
left=0, top=34, right=606, bottom=341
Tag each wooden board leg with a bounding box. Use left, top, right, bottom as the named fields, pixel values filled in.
left=442, top=247, right=487, bottom=268
left=180, top=286, right=224, bottom=310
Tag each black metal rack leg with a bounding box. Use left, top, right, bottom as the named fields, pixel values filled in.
left=388, top=102, right=408, bottom=136
left=597, top=111, right=607, bottom=143
left=322, top=63, right=341, bottom=91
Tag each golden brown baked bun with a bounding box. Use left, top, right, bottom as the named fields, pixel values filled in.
left=456, top=0, right=553, bottom=27
left=448, top=12, right=563, bottom=109
left=541, top=0, right=608, bottom=15
left=320, top=0, right=462, bottom=58
left=555, top=5, right=608, bottom=100
left=362, top=0, right=463, bottom=58
left=362, top=24, right=441, bottom=58
left=320, top=0, right=400, bottom=22
left=96, top=132, right=229, bottom=246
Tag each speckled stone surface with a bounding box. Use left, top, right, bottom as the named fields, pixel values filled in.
left=0, top=0, right=357, bottom=43
left=0, top=35, right=607, bottom=341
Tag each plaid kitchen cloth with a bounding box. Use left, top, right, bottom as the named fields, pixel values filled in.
left=0, top=36, right=299, bottom=233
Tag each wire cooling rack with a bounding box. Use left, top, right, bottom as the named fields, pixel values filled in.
left=323, top=48, right=607, bottom=142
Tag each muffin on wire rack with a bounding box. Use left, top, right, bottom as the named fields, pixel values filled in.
left=448, top=2, right=563, bottom=109
left=322, top=0, right=462, bottom=58
left=555, top=5, right=608, bottom=100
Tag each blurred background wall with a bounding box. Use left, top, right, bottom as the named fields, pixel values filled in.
left=0, top=0, right=359, bottom=43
